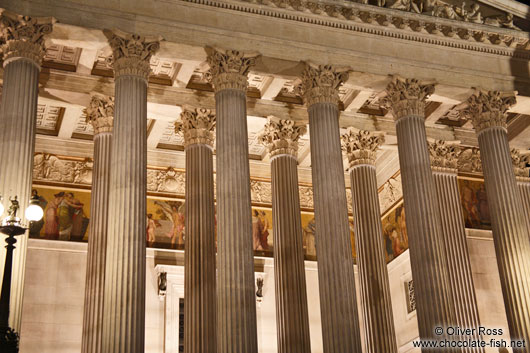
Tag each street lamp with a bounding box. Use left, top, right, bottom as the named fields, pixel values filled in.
left=0, top=195, right=43, bottom=353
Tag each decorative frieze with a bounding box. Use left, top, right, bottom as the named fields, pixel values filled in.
left=297, top=62, right=349, bottom=106
left=258, top=117, right=307, bottom=158
left=175, top=107, right=216, bottom=148
left=147, top=167, right=186, bottom=194
left=341, top=129, right=384, bottom=167
left=381, top=76, right=435, bottom=120
left=378, top=173, right=403, bottom=214
left=205, top=47, right=259, bottom=92
left=85, top=93, right=114, bottom=135
left=33, top=153, right=93, bottom=185
left=428, top=140, right=459, bottom=173
left=0, top=11, right=54, bottom=64
left=462, top=90, right=516, bottom=133
left=179, top=0, right=530, bottom=61
left=103, top=29, right=161, bottom=80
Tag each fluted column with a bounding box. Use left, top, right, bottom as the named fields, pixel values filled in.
left=463, top=91, right=530, bottom=352
left=429, top=141, right=484, bottom=353
left=298, top=63, right=362, bottom=353
left=206, top=47, right=260, bottom=353
left=258, top=118, right=311, bottom=353
left=511, top=149, right=530, bottom=233
left=341, top=129, right=397, bottom=353
left=0, top=11, right=54, bottom=332
left=102, top=30, right=160, bottom=353
left=382, top=77, right=456, bottom=347
left=81, top=94, right=114, bottom=353
left=175, top=107, right=217, bottom=353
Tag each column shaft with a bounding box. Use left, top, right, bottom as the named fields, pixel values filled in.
left=178, top=107, right=217, bottom=353
left=395, top=115, right=456, bottom=341
left=349, top=164, right=397, bottom=353
left=215, top=88, right=258, bottom=353
left=103, top=75, right=148, bottom=352
left=82, top=132, right=112, bottom=353
left=271, top=154, right=311, bottom=353
left=308, top=103, right=362, bottom=353
left=477, top=128, right=530, bottom=351
left=0, top=58, right=39, bottom=332
left=517, top=180, right=530, bottom=232
left=432, top=170, right=483, bottom=353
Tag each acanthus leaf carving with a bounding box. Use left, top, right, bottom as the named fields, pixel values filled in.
left=381, top=76, right=435, bottom=120
left=205, top=46, right=260, bottom=92
left=103, top=29, right=162, bottom=80
left=0, top=11, right=55, bottom=65
left=511, top=148, right=530, bottom=179
left=461, top=90, right=516, bottom=133
left=258, top=117, right=307, bottom=158
left=457, top=146, right=482, bottom=174
left=85, top=93, right=114, bottom=135
left=428, top=140, right=460, bottom=173
left=297, top=62, right=350, bottom=106
left=341, top=129, right=384, bottom=167
left=175, top=107, right=216, bottom=148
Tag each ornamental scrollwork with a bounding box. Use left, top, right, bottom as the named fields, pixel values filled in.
left=258, top=117, right=307, bottom=158
left=297, top=62, right=350, bottom=106
left=428, top=140, right=460, bottom=173
left=381, top=76, right=435, bottom=120
left=175, top=107, right=216, bottom=148
left=85, top=93, right=114, bottom=135
left=341, top=129, right=384, bottom=167
left=205, top=47, right=260, bottom=92
left=0, top=11, right=54, bottom=64
left=460, top=90, right=516, bottom=133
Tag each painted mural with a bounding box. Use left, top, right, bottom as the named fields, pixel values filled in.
left=29, top=187, right=91, bottom=241
left=457, top=178, right=492, bottom=230
left=381, top=202, right=408, bottom=263
left=29, top=176, right=492, bottom=263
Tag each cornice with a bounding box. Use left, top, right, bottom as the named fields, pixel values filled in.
left=175, top=0, right=530, bottom=58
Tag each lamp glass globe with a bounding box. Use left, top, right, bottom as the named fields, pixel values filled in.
left=25, top=204, right=44, bottom=222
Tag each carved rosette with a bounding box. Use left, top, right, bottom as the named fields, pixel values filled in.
left=103, top=29, right=161, bottom=80
left=297, top=62, right=349, bottom=107
left=258, top=117, right=307, bottom=158
left=462, top=90, right=516, bottom=133
left=381, top=76, right=435, bottom=120
left=175, top=107, right=216, bottom=148
left=340, top=129, right=384, bottom=168
left=428, top=140, right=460, bottom=173
left=0, top=11, right=54, bottom=65
left=511, top=148, right=530, bottom=180
left=205, top=47, right=259, bottom=92
left=85, top=93, right=114, bottom=135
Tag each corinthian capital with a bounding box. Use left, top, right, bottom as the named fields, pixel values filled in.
left=511, top=148, right=530, bottom=178
left=461, top=90, right=516, bottom=133
left=205, top=47, right=259, bottom=92
left=258, top=117, right=307, bottom=158
left=103, top=29, right=161, bottom=80
left=428, top=140, right=460, bottom=173
left=297, top=62, right=349, bottom=107
left=85, top=93, right=114, bottom=135
left=341, top=129, right=384, bottom=167
left=381, top=76, right=435, bottom=121
left=0, top=11, right=55, bottom=65
left=175, top=107, right=216, bottom=148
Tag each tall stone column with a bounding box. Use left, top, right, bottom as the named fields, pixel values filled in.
left=298, top=63, right=362, bottom=353
left=258, top=117, right=311, bottom=353
left=206, top=47, right=260, bottom=353
left=428, top=140, right=484, bottom=353
left=0, top=11, right=54, bottom=332
left=463, top=91, right=530, bottom=351
left=381, top=77, right=456, bottom=346
left=81, top=94, right=114, bottom=353
left=341, top=129, right=397, bottom=353
left=102, top=29, right=160, bottom=353
left=175, top=107, right=217, bottom=353
left=511, top=149, right=530, bottom=232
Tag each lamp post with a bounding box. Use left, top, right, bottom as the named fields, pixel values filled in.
left=0, top=195, right=43, bottom=353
